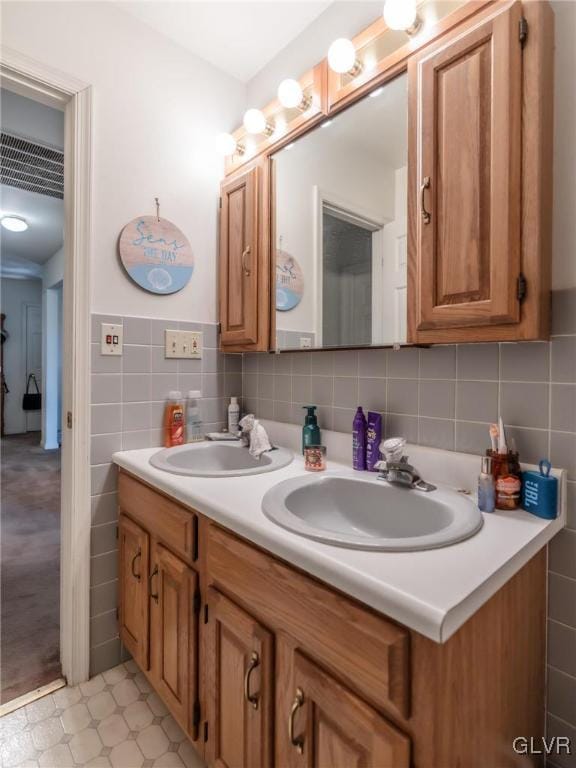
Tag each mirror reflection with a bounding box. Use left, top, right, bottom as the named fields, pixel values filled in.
left=274, top=72, right=408, bottom=351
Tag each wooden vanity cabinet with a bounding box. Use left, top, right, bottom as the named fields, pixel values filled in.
left=118, top=472, right=547, bottom=768
left=205, top=588, right=274, bottom=768
left=118, top=516, right=150, bottom=670
left=118, top=472, right=202, bottom=742
left=279, top=650, right=410, bottom=768
left=149, top=543, right=198, bottom=735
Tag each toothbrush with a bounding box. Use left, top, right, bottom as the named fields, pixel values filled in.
left=498, top=416, right=507, bottom=454
left=489, top=424, right=498, bottom=453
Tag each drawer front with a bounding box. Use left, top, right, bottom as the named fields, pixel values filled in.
left=118, top=472, right=197, bottom=564
left=207, top=524, right=410, bottom=719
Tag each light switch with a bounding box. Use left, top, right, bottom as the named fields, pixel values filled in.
left=165, top=329, right=202, bottom=359
left=101, top=323, right=123, bottom=355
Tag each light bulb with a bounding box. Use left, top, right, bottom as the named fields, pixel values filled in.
left=1, top=216, right=28, bottom=232
left=383, top=0, right=418, bottom=32
left=278, top=79, right=304, bottom=109
left=215, top=132, right=238, bottom=157
left=243, top=108, right=267, bottom=134
left=327, top=38, right=359, bottom=75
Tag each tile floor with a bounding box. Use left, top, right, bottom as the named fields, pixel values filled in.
left=0, top=662, right=206, bottom=768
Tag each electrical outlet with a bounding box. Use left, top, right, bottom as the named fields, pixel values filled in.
left=300, top=337, right=312, bottom=349
left=101, top=323, right=123, bottom=355
left=165, top=329, right=203, bottom=359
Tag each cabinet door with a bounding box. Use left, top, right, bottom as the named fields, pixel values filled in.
left=409, top=1, right=523, bottom=336
left=206, top=588, right=273, bottom=768
left=118, top=515, right=150, bottom=670
left=219, top=167, right=260, bottom=347
left=282, top=651, right=410, bottom=768
left=149, top=543, right=198, bottom=735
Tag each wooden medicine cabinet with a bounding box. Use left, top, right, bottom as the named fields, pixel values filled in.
left=218, top=0, right=554, bottom=352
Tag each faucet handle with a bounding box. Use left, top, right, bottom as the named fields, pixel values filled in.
left=380, top=436, right=407, bottom=463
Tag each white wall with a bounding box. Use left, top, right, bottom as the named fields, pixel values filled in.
left=246, top=2, right=382, bottom=106
left=1, top=1, right=246, bottom=322
left=275, top=139, right=396, bottom=335
left=1, top=277, right=42, bottom=435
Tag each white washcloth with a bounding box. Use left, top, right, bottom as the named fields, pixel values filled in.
left=238, top=414, right=272, bottom=459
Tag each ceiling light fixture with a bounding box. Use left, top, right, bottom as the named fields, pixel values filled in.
left=369, top=87, right=384, bottom=99
left=277, top=79, right=312, bottom=111
left=321, top=120, right=333, bottom=129
left=327, top=38, right=363, bottom=77
left=243, top=108, right=275, bottom=137
left=1, top=215, right=28, bottom=233
left=383, top=0, right=422, bottom=35
left=215, top=132, right=245, bottom=157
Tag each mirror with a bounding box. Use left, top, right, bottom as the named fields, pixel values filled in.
left=273, top=72, right=408, bottom=351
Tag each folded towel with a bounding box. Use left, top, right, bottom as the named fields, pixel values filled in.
left=239, top=414, right=272, bottom=459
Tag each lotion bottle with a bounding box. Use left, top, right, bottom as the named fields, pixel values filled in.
left=228, top=396, right=240, bottom=434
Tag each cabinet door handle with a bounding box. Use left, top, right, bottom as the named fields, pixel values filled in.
left=242, top=246, right=251, bottom=276
left=131, top=549, right=141, bottom=581
left=288, top=687, right=305, bottom=755
left=421, top=176, right=431, bottom=224
left=244, top=651, right=260, bottom=710
left=149, top=565, right=159, bottom=603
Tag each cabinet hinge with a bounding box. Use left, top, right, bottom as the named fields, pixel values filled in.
left=115, top=525, right=119, bottom=540
left=204, top=604, right=209, bottom=624
left=192, top=701, right=201, bottom=728
left=517, top=273, right=528, bottom=303
left=66, top=411, right=72, bottom=429
left=203, top=721, right=209, bottom=743
left=219, top=197, right=222, bottom=209
left=193, top=589, right=201, bottom=615
left=116, top=607, right=119, bottom=620
left=519, top=17, right=528, bottom=46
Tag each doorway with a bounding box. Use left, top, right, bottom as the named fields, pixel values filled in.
left=0, top=88, right=65, bottom=702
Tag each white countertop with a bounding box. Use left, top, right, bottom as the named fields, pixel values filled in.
left=113, top=429, right=566, bottom=643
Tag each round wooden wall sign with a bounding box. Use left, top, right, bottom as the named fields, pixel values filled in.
left=119, top=216, right=194, bottom=294
left=276, top=250, right=304, bottom=311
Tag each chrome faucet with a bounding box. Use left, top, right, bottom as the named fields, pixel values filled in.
left=375, top=438, right=436, bottom=493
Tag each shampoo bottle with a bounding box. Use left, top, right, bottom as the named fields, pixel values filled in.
left=352, top=407, right=367, bottom=470
left=164, top=391, right=184, bottom=448
left=302, top=405, right=321, bottom=454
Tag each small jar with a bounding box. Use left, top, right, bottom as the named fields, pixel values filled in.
left=487, top=449, right=522, bottom=510
left=304, top=445, right=326, bottom=472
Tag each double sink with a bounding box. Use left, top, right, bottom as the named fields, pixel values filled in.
left=150, top=441, right=483, bottom=552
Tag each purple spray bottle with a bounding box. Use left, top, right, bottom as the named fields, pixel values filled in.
left=352, top=407, right=367, bottom=471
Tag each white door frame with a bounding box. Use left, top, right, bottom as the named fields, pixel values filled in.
left=1, top=47, right=92, bottom=685
left=313, top=186, right=385, bottom=347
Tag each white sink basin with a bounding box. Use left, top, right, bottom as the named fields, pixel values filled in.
left=262, top=471, right=483, bottom=551
left=150, top=441, right=293, bottom=478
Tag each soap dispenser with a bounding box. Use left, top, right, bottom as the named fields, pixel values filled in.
left=302, top=405, right=321, bottom=454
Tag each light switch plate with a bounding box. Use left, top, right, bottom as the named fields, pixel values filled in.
left=165, top=329, right=202, bottom=359
left=101, top=323, right=123, bottom=355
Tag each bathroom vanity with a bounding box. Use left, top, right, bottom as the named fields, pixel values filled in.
left=113, top=440, right=565, bottom=768
left=218, top=0, right=553, bottom=353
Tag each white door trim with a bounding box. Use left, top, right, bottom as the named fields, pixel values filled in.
left=313, top=186, right=385, bottom=347
left=1, top=46, right=92, bottom=685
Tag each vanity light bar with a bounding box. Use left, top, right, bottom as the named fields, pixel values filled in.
left=219, top=13, right=429, bottom=157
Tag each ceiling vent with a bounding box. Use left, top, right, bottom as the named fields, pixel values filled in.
left=0, top=132, right=64, bottom=200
